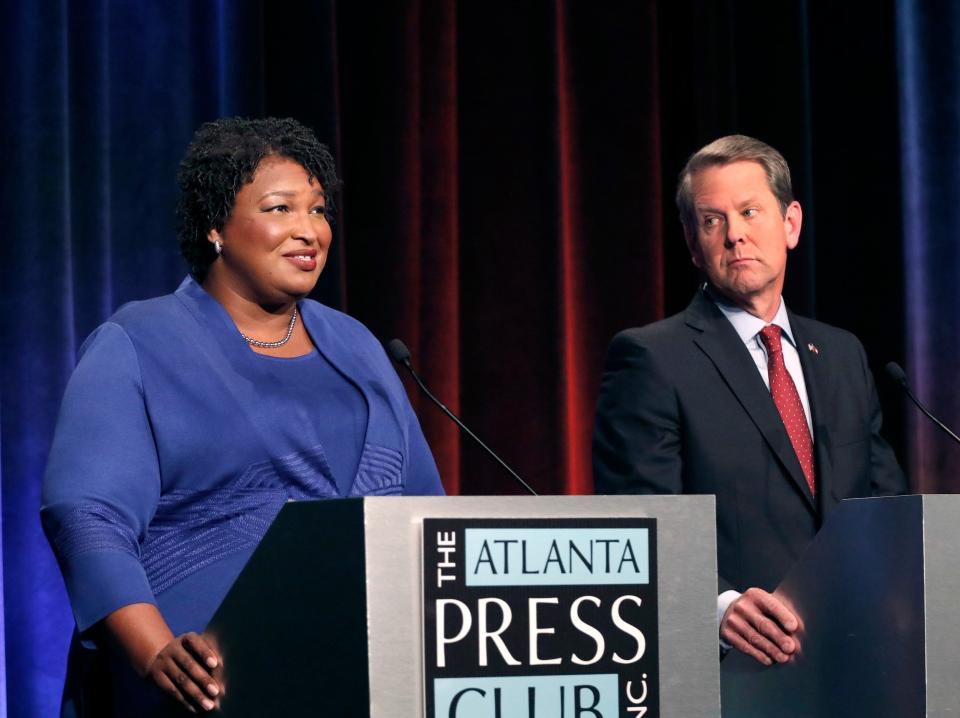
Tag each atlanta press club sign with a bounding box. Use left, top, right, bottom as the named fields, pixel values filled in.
left=423, top=518, right=659, bottom=718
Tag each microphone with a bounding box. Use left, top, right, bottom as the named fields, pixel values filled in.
left=386, top=339, right=538, bottom=495
left=885, top=362, right=960, bottom=446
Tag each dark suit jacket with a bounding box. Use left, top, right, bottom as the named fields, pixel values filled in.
left=592, top=287, right=906, bottom=594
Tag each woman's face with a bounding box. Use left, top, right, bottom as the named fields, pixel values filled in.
left=208, top=156, right=331, bottom=304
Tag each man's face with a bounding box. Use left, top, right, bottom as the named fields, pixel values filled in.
left=684, top=161, right=802, bottom=315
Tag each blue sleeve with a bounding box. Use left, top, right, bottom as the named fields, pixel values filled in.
left=402, top=397, right=446, bottom=496
left=41, top=322, right=160, bottom=634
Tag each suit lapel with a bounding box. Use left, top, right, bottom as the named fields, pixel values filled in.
left=685, top=290, right=816, bottom=512
left=788, top=313, right=831, bottom=511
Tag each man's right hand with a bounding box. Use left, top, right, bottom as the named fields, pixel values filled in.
left=720, top=587, right=799, bottom=666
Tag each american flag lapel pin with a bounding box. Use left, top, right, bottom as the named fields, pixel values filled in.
left=807, top=342, right=819, bottom=355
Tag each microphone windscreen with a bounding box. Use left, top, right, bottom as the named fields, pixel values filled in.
left=386, top=338, right=411, bottom=364
left=885, top=361, right=907, bottom=384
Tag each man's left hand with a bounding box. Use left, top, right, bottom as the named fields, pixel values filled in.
left=720, top=587, right=799, bottom=666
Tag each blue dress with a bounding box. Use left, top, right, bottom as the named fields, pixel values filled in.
left=41, top=277, right=444, bottom=715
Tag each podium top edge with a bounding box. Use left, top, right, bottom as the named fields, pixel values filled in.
left=353, top=494, right=716, bottom=503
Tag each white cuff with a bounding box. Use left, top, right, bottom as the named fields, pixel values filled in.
left=717, top=590, right=741, bottom=651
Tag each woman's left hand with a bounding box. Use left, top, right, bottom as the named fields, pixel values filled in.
left=104, top=602, right=224, bottom=712
left=146, top=631, right=222, bottom=712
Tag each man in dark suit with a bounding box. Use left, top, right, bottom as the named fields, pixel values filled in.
left=593, top=135, right=906, bottom=666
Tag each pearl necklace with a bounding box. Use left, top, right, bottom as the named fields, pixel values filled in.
left=241, top=307, right=298, bottom=348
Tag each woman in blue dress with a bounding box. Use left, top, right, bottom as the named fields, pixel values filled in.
left=42, top=117, right=445, bottom=715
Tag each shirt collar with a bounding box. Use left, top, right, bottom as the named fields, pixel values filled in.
left=708, top=286, right=797, bottom=349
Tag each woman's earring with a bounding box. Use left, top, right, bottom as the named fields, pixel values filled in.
left=214, top=239, right=223, bottom=255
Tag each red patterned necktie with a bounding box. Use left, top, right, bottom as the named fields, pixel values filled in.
left=758, top=325, right=816, bottom=496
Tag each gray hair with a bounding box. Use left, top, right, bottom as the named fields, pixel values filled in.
left=676, top=135, right=794, bottom=231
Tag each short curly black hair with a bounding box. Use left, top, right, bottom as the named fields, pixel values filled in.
left=176, top=116, right=340, bottom=281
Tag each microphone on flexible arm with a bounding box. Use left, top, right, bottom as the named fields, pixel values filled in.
left=885, top=362, right=960, bottom=446
left=386, top=339, right=538, bottom=496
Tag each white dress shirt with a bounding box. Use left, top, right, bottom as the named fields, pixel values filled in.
left=714, top=296, right=814, bottom=435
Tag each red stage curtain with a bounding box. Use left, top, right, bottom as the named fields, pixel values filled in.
left=335, top=1, right=669, bottom=495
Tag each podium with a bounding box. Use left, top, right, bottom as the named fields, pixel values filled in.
left=203, top=495, right=720, bottom=717
left=721, top=495, right=960, bottom=717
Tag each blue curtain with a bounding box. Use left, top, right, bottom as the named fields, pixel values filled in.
left=0, top=2, right=272, bottom=714
left=897, top=0, right=960, bottom=492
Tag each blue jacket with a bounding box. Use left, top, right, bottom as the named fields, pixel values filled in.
left=42, top=277, right=443, bottom=714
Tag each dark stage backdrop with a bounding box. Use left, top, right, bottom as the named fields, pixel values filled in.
left=2, top=1, right=958, bottom=715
